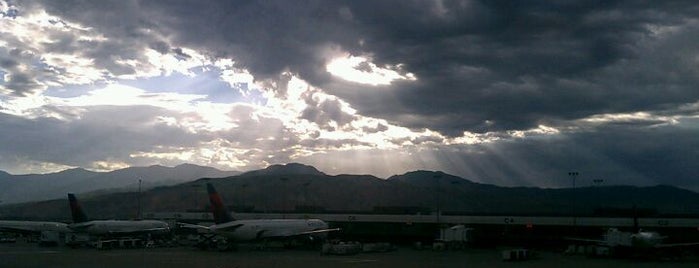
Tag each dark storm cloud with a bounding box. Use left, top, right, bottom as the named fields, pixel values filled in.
left=322, top=1, right=699, bottom=134
left=0, top=106, right=201, bottom=166
left=19, top=0, right=699, bottom=134
left=300, top=95, right=357, bottom=131
left=298, top=122, right=699, bottom=191
left=0, top=58, right=18, bottom=69
left=6, top=0, right=698, bottom=190
left=5, top=1, right=182, bottom=87
left=0, top=48, right=46, bottom=96
left=1, top=71, right=44, bottom=96
left=479, top=122, right=699, bottom=191
left=154, top=0, right=699, bottom=135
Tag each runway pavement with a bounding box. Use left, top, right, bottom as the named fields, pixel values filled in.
left=1, top=241, right=698, bottom=268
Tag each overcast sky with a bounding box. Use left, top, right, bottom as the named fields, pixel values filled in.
left=1, top=1, right=698, bottom=190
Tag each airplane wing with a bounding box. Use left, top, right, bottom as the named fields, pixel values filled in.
left=106, top=227, right=170, bottom=235
left=0, top=226, right=39, bottom=234
left=177, top=222, right=211, bottom=231
left=296, top=228, right=341, bottom=236
left=215, top=223, right=244, bottom=232
left=67, top=223, right=95, bottom=232
left=655, top=242, right=699, bottom=248
left=258, top=228, right=341, bottom=239
left=564, top=237, right=605, bottom=244
left=0, top=221, right=69, bottom=234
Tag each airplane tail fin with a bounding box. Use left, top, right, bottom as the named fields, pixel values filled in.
left=206, top=183, right=234, bottom=224
left=67, top=193, right=89, bottom=223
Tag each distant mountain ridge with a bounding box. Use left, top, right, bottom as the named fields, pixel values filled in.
left=0, top=170, right=12, bottom=178
left=1, top=163, right=698, bottom=221
left=0, top=164, right=240, bottom=204
left=240, top=163, right=325, bottom=177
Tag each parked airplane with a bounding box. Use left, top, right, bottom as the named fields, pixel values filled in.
left=567, top=215, right=699, bottom=251
left=180, top=183, right=339, bottom=249
left=0, top=220, right=71, bottom=234
left=67, top=193, right=170, bottom=236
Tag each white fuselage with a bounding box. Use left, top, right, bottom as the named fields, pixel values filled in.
left=211, top=219, right=329, bottom=242
left=69, top=220, right=170, bottom=235
left=602, top=228, right=664, bottom=248
left=0, top=220, right=71, bottom=233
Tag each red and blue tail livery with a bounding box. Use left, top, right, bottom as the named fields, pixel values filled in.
left=67, top=193, right=89, bottom=223
left=207, top=183, right=234, bottom=224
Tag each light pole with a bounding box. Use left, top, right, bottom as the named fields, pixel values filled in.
left=568, top=172, right=578, bottom=189
left=568, top=171, right=579, bottom=227
left=137, top=178, right=142, bottom=219
left=433, top=173, right=443, bottom=227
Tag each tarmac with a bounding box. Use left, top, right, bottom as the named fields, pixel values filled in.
left=1, top=241, right=698, bottom=268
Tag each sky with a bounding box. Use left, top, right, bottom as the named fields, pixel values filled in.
left=0, top=1, right=698, bottom=190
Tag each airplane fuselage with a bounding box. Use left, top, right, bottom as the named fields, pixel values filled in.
left=211, top=219, right=329, bottom=242
left=0, top=220, right=71, bottom=234
left=69, top=220, right=170, bottom=235
left=630, top=231, right=665, bottom=248
left=601, top=228, right=665, bottom=248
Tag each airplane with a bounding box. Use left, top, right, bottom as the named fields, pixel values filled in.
left=566, top=214, right=699, bottom=254
left=180, top=183, right=339, bottom=250
left=0, top=220, right=73, bottom=245
left=67, top=193, right=170, bottom=236
left=0, top=220, right=71, bottom=235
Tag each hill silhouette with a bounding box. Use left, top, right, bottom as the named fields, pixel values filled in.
left=0, top=164, right=239, bottom=204
left=1, top=163, right=697, bottom=221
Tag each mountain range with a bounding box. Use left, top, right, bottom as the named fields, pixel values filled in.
left=1, top=163, right=698, bottom=221
left=0, top=164, right=240, bottom=204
